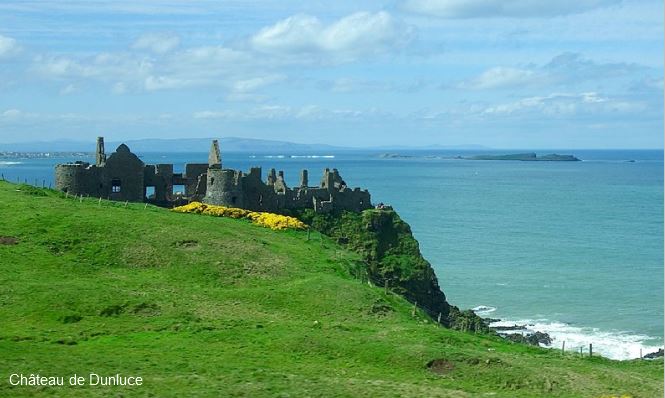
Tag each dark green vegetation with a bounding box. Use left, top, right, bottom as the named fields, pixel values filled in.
left=297, top=209, right=487, bottom=333
left=0, top=181, right=661, bottom=397
left=468, top=153, right=581, bottom=161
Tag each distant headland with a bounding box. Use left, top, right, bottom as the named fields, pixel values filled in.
left=466, top=153, right=581, bottom=161
left=379, top=152, right=581, bottom=161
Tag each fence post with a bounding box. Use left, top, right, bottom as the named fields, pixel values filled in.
left=639, top=348, right=642, bottom=360
left=561, top=341, right=565, bottom=355
left=412, top=301, right=417, bottom=317
left=589, top=343, right=593, bottom=358
left=437, top=312, right=442, bottom=325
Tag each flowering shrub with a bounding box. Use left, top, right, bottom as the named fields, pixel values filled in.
left=173, top=202, right=307, bottom=231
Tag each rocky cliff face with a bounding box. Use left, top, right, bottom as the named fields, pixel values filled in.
left=297, top=208, right=487, bottom=331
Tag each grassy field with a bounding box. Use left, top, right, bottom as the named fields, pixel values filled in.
left=0, top=180, right=662, bottom=397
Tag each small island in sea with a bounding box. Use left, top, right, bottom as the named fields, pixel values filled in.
left=467, top=153, right=581, bottom=161
left=379, top=152, right=581, bottom=161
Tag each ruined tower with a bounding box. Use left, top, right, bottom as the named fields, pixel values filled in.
left=208, top=139, right=221, bottom=168
left=95, top=136, right=106, bottom=166
left=300, top=169, right=308, bottom=188
left=204, top=139, right=245, bottom=207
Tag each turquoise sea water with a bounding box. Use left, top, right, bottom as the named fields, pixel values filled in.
left=1, top=149, right=662, bottom=359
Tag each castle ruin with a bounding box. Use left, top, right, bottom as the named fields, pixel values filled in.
left=55, top=137, right=372, bottom=214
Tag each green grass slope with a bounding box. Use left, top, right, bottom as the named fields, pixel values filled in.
left=0, top=181, right=662, bottom=397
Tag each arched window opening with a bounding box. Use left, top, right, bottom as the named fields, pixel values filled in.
left=111, top=179, right=121, bottom=193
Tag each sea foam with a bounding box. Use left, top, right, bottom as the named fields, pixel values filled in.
left=471, top=305, right=496, bottom=315
left=488, top=318, right=663, bottom=360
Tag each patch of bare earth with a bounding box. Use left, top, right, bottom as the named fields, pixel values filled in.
left=0, top=236, right=18, bottom=245
left=427, top=359, right=455, bottom=375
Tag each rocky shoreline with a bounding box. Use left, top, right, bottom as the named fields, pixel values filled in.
left=483, top=317, right=664, bottom=359
left=483, top=318, right=553, bottom=347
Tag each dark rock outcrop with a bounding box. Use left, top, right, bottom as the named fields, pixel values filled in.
left=503, top=331, right=552, bottom=346
left=492, top=324, right=527, bottom=331
left=643, top=348, right=664, bottom=359
left=297, top=208, right=489, bottom=332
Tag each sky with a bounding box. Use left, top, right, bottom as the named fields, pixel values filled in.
left=0, top=0, right=662, bottom=148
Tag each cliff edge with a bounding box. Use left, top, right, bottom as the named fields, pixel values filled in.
left=297, top=208, right=487, bottom=331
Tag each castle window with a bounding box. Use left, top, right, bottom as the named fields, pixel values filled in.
left=173, top=185, right=185, bottom=197
left=231, top=196, right=237, bottom=205
left=111, top=179, right=121, bottom=193
left=145, top=186, right=155, bottom=199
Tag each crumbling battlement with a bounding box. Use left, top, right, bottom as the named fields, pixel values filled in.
left=55, top=137, right=372, bottom=214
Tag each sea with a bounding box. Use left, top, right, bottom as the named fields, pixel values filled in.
left=1, top=148, right=663, bottom=360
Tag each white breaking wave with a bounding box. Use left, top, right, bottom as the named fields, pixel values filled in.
left=489, top=318, right=663, bottom=360
left=289, top=155, right=335, bottom=159
left=471, top=305, right=497, bottom=315
left=0, top=161, right=22, bottom=165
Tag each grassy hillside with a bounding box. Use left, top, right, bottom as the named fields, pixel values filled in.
left=0, top=180, right=662, bottom=397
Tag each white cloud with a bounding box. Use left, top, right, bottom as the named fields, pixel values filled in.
left=251, top=12, right=414, bottom=60
left=32, top=53, right=154, bottom=82
left=59, top=84, right=78, bottom=95
left=132, top=32, right=180, bottom=54
left=194, top=104, right=389, bottom=122
left=0, top=34, right=19, bottom=58
left=403, top=0, right=620, bottom=18
left=232, top=75, right=285, bottom=93
left=2, top=109, right=21, bottom=119
left=483, top=92, right=645, bottom=117
left=30, top=45, right=251, bottom=92
left=25, top=12, right=414, bottom=94
left=193, top=110, right=234, bottom=119
left=144, top=75, right=192, bottom=91
left=457, top=53, right=652, bottom=91
left=458, top=67, right=538, bottom=89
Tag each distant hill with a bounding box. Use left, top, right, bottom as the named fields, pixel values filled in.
left=0, top=137, right=349, bottom=153
left=114, top=137, right=351, bottom=153
left=0, top=137, right=492, bottom=153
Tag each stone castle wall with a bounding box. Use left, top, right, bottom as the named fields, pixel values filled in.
left=203, top=166, right=371, bottom=214
left=55, top=137, right=372, bottom=213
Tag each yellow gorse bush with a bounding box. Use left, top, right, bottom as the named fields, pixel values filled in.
left=172, top=202, right=307, bottom=231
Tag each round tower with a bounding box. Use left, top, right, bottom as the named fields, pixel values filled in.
left=204, top=169, right=244, bottom=207
left=55, top=162, right=99, bottom=196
